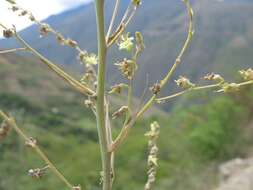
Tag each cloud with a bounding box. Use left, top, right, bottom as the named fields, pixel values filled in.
left=0, top=0, right=90, bottom=38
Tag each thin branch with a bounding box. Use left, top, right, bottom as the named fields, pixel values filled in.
left=156, top=84, right=220, bottom=103
left=107, top=4, right=137, bottom=47
left=0, top=47, right=27, bottom=54
left=106, top=0, right=120, bottom=42
left=0, top=111, right=76, bottom=190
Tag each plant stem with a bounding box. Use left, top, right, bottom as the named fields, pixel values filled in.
left=94, top=1, right=112, bottom=190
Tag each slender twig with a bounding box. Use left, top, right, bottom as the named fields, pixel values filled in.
left=0, top=111, right=75, bottom=190
left=94, top=1, right=112, bottom=190
left=0, top=47, right=27, bottom=54
left=107, top=3, right=137, bottom=47
left=106, top=0, right=120, bottom=42
left=156, top=84, right=220, bottom=103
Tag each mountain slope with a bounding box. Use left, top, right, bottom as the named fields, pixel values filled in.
left=1, top=0, right=253, bottom=97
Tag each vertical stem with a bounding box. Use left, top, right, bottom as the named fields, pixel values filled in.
left=94, top=1, right=112, bottom=190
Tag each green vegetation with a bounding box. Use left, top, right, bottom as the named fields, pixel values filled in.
left=0, top=56, right=253, bottom=190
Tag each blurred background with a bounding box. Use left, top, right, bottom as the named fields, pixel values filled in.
left=0, top=0, right=253, bottom=189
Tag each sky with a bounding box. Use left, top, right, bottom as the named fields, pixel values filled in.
left=0, top=0, right=92, bottom=37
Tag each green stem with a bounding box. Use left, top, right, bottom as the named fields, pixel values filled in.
left=94, top=1, right=112, bottom=190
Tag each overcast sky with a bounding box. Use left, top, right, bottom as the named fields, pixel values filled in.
left=0, top=0, right=92, bottom=37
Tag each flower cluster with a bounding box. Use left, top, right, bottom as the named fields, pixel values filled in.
left=118, top=33, right=134, bottom=52
left=144, top=122, right=160, bottom=190
left=239, top=68, right=253, bottom=81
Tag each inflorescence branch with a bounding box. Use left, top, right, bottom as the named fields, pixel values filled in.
left=0, top=110, right=80, bottom=190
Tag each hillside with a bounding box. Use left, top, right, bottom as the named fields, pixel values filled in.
left=0, top=53, right=253, bottom=190
left=1, top=1, right=253, bottom=190
left=1, top=0, right=253, bottom=97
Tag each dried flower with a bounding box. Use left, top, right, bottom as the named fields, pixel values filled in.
left=56, top=33, right=65, bottom=45
left=149, top=82, right=161, bottom=95
left=84, top=99, right=94, bottom=108
left=39, top=24, right=50, bottom=37
left=29, top=14, right=35, bottom=21
left=239, top=68, right=253, bottom=81
left=10, top=5, right=19, bottom=11
left=0, top=120, right=11, bottom=140
left=25, top=137, right=37, bottom=148
left=72, top=185, right=81, bottom=190
left=3, top=29, right=14, bottom=38
left=109, top=83, right=128, bottom=94
left=218, top=83, right=240, bottom=93
left=66, top=39, right=78, bottom=48
left=19, top=10, right=28, bottom=16
left=80, top=53, right=98, bottom=65
left=28, top=165, right=49, bottom=179
left=115, top=58, right=137, bottom=80
left=112, top=106, right=129, bottom=119
left=175, top=76, right=195, bottom=89
left=204, top=73, right=224, bottom=83
left=118, top=33, right=134, bottom=52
